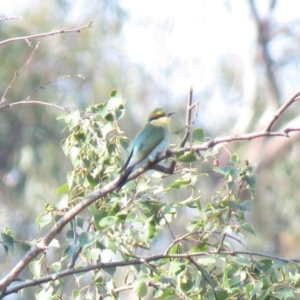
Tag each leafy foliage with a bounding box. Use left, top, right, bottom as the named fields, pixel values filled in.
left=0, top=91, right=296, bottom=299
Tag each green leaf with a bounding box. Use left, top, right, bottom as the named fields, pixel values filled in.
left=241, top=222, right=256, bottom=235
left=273, top=288, right=295, bottom=299
left=245, top=173, right=256, bottom=188
left=193, top=128, right=205, bottom=142
left=76, top=216, right=84, bottom=229
left=99, top=216, right=117, bottom=228
left=168, top=243, right=180, bottom=254
left=20, top=241, right=31, bottom=252
left=108, top=90, right=123, bottom=108
left=273, top=260, right=289, bottom=268
left=180, top=277, right=193, bottom=292
left=110, top=90, right=117, bottom=97
left=168, top=173, right=194, bottom=189
left=55, top=194, right=69, bottom=210
left=190, top=243, right=209, bottom=252
left=64, top=110, right=80, bottom=131
left=240, top=200, right=253, bottom=211
left=84, top=248, right=101, bottom=260
left=56, top=183, right=69, bottom=194
left=49, top=262, right=61, bottom=272
left=36, top=213, right=52, bottom=229
left=230, top=153, right=240, bottom=163
left=134, top=281, right=148, bottom=298
left=90, top=204, right=108, bottom=231
left=72, top=289, right=81, bottom=300
left=78, top=232, right=98, bottom=249
left=169, top=261, right=185, bottom=275
left=30, top=260, right=42, bottom=277
left=250, top=281, right=263, bottom=298
left=235, top=255, right=251, bottom=266
left=176, top=151, right=197, bottom=163
left=1, top=233, right=14, bottom=253
left=104, top=266, right=117, bottom=276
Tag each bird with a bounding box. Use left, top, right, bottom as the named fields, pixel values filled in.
left=116, top=108, right=176, bottom=191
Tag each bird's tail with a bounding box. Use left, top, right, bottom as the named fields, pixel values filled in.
left=115, top=165, right=135, bottom=192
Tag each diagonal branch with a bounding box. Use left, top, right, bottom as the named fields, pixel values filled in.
left=0, top=42, right=40, bottom=104
left=25, top=74, right=85, bottom=100
left=0, top=20, right=93, bottom=47
left=264, top=90, right=300, bottom=131
left=2, top=249, right=299, bottom=297
left=188, top=257, right=219, bottom=300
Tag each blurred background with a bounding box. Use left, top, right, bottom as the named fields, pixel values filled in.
left=1, top=0, right=300, bottom=298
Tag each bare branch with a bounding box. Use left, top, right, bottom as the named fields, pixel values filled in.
left=180, top=86, right=194, bottom=147
left=2, top=249, right=299, bottom=297
left=0, top=16, right=22, bottom=22
left=0, top=42, right=40, bottom=104
left=264, top=90, right=300, bottom=131
left=248, top=0, right=280, bottom=105
left=0, top=100, right=69, bottom=113
left=0, top=20, right=93, bottom=47
left=25, top=74, right=85, bottom=100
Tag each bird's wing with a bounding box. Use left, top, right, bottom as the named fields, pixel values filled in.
left=119, top=125, right=164, bottom=173
left=134, top=125, right=164, bottom=162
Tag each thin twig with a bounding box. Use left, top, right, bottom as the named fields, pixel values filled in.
left=0, top=100, right=69, bottom=112
left=217, top=177, right=246, bottom=252
left=248, top=0, right=280, bottom=106
left=0, top=20, right=93, bottom=47
left=264, top=91, right=300, bottom=131
left=140, top=258, right=188, bottom=300
left=189, top=257, right=219, bottom=300
left=26, top=74, right=85, bottom=100
left=0, top=16, right=22, bottom=22
left=180, top=86, right=194, bottom=147
left=69, top=218, right=94, bottom=269
left=163, top=215, right=176, bottom=240
left=0, top=42, right=40, bottom=104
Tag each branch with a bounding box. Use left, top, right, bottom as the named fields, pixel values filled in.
left=25, top=74, right=85, bottom=100
left=0, top=42, right=40, bottom=104
left=264, top=91, right=300, bottom=131
left=0, top=100, right=69, bottom=113
left=0, top=20, right=93, bottom=46
left=0, top=178, right=118, bottom=293
left=248, top=0, right=280, bottom=105
left=188, top=257, right=218, bottom=300
left=180, top=86, right=194, bottom=147
left=0, top=16, right=22, bottom=22
left=2, top=249, right=299, bottom=297
left=123, top=125, right=300, bottom=186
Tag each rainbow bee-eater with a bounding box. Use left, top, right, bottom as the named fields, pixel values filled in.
left=116, top=108, right=175, bottom=191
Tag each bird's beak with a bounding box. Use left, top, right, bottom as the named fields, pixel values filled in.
left=168, top=112, right=176, bottom=117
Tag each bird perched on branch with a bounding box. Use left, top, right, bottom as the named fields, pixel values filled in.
left=116, top=108, right=175, bottom=191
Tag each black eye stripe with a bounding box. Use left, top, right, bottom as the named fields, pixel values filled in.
left=149, top=114, right=166, bottom=121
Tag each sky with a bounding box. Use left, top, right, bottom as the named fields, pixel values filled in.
left=1, top=0, right=300, bottom=131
